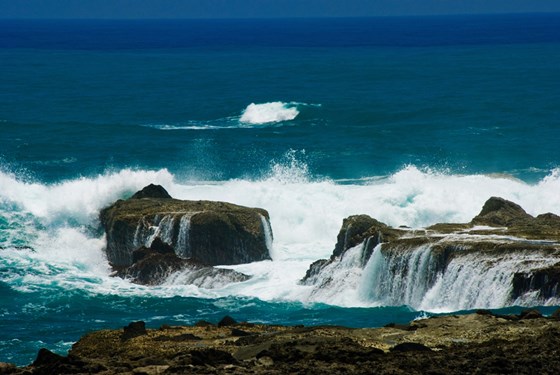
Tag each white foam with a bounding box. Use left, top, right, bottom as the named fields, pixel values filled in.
left=2, top=159, right=560, bottom=309
left=0, top=168, right=174, bottom=225
left=239, top=102, right=300, bottom=124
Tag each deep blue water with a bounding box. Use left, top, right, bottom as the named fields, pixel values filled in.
left=1, top=14, right=560, bottom=366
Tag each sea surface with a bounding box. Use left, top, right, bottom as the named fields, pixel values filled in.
left=1, top=14, right=560, bottom=365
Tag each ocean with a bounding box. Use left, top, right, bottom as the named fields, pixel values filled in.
left=1, top=14, right=560, bottom=366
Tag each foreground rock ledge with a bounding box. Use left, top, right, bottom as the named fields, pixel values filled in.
left=7, top=312, right=560, bottom=374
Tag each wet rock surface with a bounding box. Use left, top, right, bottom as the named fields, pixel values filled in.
left=8, top=312, right=560, bottom=374
left=100, top=185, right=272, bottom=268
left=303, top=197, right=560, bottom=302
left=99, top=185, right=270, bottom=286
left=113, top=238, right=250, bottom=287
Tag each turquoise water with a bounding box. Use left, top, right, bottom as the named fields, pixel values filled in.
left=1, top=14, right=560, bottom=366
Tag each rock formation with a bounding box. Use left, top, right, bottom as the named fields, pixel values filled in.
left=302, top=197, right=560, bottom=309
left=100, top=185, right=272, bottom=286
left=7, top=311, right=560, bottom=374
left=113, top=238, right=250, bottom=287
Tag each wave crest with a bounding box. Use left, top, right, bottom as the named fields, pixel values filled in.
left=239, top=102, right=300, bottom=124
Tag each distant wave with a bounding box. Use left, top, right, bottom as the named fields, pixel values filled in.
left=142, top=101, right=319, bottom=130
left=239, top=101, right=300, bottom=124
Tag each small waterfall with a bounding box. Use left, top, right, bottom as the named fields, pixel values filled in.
left=132, top=218, right=147, bottom=249
left=419, top=253, right=554, bottom=311
left=175, top=214, right=191, bottom=258
left=146, top=215, right=175, bottom=247
left=307, top=243, right=374, bottom=306
left=260, top=214, right=274, bottom=255
left=132, top=215, right=178, bottom=250
left=359, top=244, right=439, bottom=308
left=357, top=241, right=558, bottom=311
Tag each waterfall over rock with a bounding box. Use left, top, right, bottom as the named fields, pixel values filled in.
left=99, top=185, right=273, bottom=286
left=302, top=197, right=560, bottom=310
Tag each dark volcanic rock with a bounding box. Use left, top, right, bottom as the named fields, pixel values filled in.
left=511, top=263, right=560, bottom=300
left=302, top=214, right=401, bottom=284
left=32, top=348, right=66, bottom=367
left=116, top=250, right=250, bottom=287
left=130, top=184, right=172, bottom=199
left=121, top=321, right=147, bottom=341
left=332, top=215, right=399, bottom=259
left=302, top=259, right=330, bottom=282
left=471, top=196, right=533, bottom=227
left=15, top=314, right=560, bottom=375
left=218, top=315, right=237, bottom=327
left=100, top=185, right=272, bottom=267
left=303, top=197, right=560, bottom=303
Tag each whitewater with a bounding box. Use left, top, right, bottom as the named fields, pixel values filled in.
left=3, top=157, right=560, bottom=307
left=2, top=14, right=560, bottom=366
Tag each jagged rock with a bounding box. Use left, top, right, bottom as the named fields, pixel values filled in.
left=332, top=215, right=399, bottom=259
left=471, top=196, right=533, bottom=227
left=100, top=185, right=272, bottom=267
left=130, top=184, right=172, bottom=199
left=302, top=259, right=330, bottom=282
left=301, top=215, right=401, bottom=284
left=518, top=309, right=543, bottom=320
left=218, top=316, right=237, bottom=327
left=32, top=348, right=66, bottom=367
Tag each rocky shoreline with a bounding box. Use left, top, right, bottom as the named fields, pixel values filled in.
left=3, top=310, right=560, bottom=374
left=4, top=186, right=560, bottom=373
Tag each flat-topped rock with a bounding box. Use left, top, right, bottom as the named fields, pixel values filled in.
left=302, top=197, right=560, bottom=307
left=100, top=185, right=273, bottom=268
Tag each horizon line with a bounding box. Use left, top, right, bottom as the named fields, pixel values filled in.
left=1, top=11, right=559, bottom=21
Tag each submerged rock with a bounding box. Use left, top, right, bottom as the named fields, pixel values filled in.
left=302, top=197, right=560, bottom=308
left=100, top=185, right=272, bottom=267
left=113, top=224, right=251, bottom=286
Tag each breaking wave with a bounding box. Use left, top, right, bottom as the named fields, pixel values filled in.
left=1, top=156, right=560, bottom=310
left=143, top=101, right=317, bottom=130
left=239, top=101, right=300, bottom=124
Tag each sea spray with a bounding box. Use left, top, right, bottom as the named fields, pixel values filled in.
left=2, top=161, right=560, bottom=305
left=240, top=102, right=300, bottom=124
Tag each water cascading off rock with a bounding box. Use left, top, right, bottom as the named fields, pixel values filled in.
left=302, top=197, right=560, bottom=310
